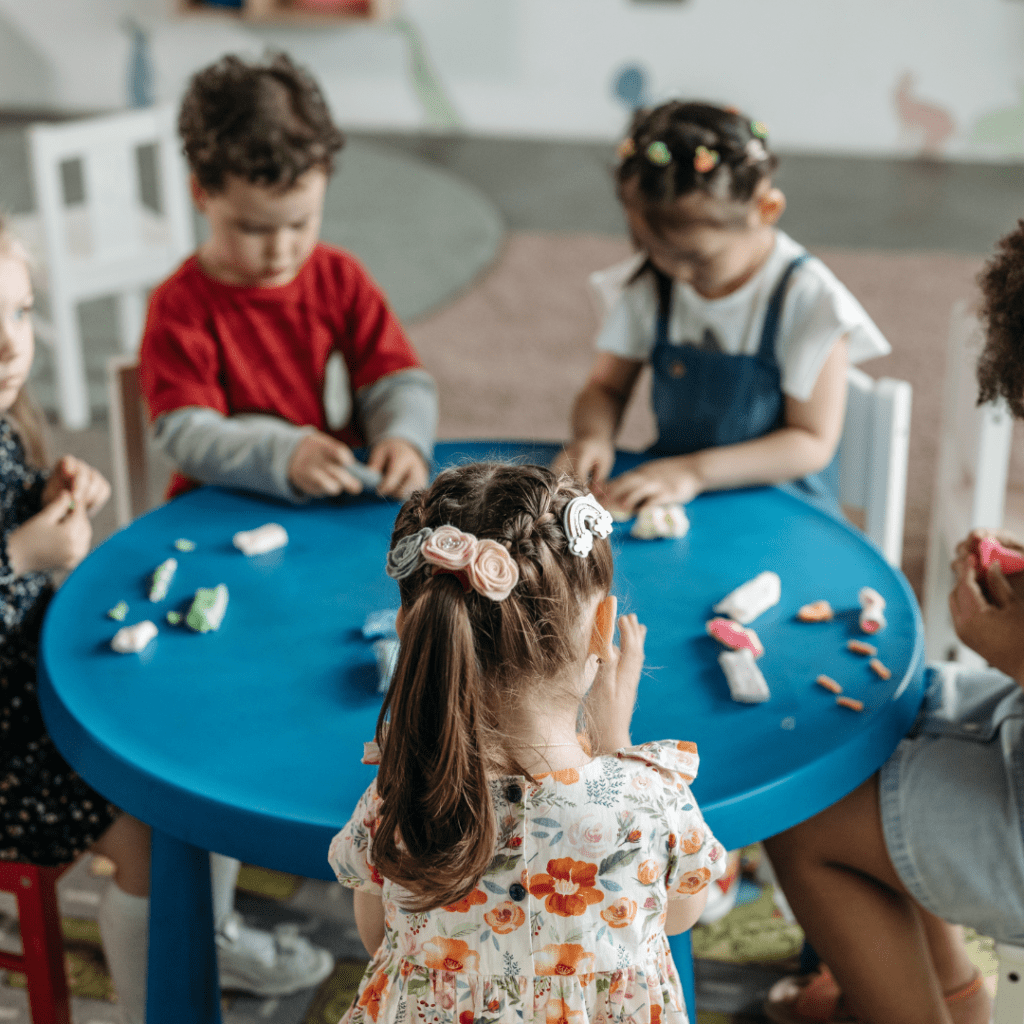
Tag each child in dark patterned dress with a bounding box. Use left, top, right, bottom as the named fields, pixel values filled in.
left=0, top=221, right=153, bottom=1019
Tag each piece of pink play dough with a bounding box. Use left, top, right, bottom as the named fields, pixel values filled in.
left=978, top=536, right=1024, bottom=576
left=706, top=617, right=764, bottom=658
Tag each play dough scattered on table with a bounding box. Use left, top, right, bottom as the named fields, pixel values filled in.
left=706, top=617, right=764, bottom=658
left=858, top=586, right=887, bottom=634
left=816, top=674, right=843, bottom=694
left=111, top=620, right=157, bottom=654
left=233, top=523, right=288, bottom=556
left=166, top=610, right=182, bottom=625
left=148, top=558, right=177, bottom=602
left=174, top=538, right=196, bottom=552
left=847, top=639, right=877, bottom=657
left=630, top=504, right=689, bottom=539
left=797, top=600, right=833, bottom=622
left=718, top=647, right=771, bottom=703
left=836, top=696, right=864, bottom=712
left=186, top=585, right=229, bottom=633
left=107, top=601, right=129, bottom=621
left=713, top=571, right=781, bottom=624
left=869, top=657, right=891, bottom=680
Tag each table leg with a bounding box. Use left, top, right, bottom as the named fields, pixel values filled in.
left=148, top=829, right=222, bottom=1023
left=668, top=930, right=696, bottom=1021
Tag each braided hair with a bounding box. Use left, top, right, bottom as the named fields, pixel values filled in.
left=372, top=463, right=614, bottom=911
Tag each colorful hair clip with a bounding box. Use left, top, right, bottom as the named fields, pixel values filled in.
left=745, top=138, right=768, bottom=163
left=693, top=146, right=720, bottom=174
left=750, top=120, right=769, bottom=139
left=617, top=137, right=637, bottom=161
left=645, top=141, right=672, bottom=167
left=563, top=494, right=614, bottom=558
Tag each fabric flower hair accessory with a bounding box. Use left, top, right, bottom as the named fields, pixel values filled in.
left=693, top=145, right=720, bottom=174
left=385, top=525, right=520, bottom=602
left=645, top=141, right=672, bottom=166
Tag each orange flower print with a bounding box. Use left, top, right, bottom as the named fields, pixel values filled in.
left=626, top=829, right=642, bottom=843
left=370, top=864, right=384, bottom=887
left=422, top=937, right=481, bottom=972
left=600, top=897, right=637, bottom=928
left=535, top=943, right=596, bottom=977
left=357, top=969, right=390, bottom=1022
left=650, top=1003, right=663, bottom=1024
left=667, top=833, right=677, bottom=850
left=637, top=860, right=660, bottom=885
left=675, top=741, right=697, bottom=755
left=529, top=858, right=604, bottom=916
left=680, top=828, right=703, bottom=855
left=548, top=767, right=580, bottom=784
left=545, top=997, right=584, bottom=1024
left=675, top=866, right=711, bottom=894
left=484, top=901, right=526, bottom=934
left=488, top=1000, right=500, bottom=1013
left=460, top=1013, right=475, bottom=1024
left=444, top=888, right=487, bottom=913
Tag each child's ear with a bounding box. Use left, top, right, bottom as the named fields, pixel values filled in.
left=189, top=174, right=209, bottom=212
left=756, top=186, right=786, bottom=226
left=588, top=595, right=617, bottom=659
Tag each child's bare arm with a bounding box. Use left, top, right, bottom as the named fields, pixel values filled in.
left=585, top=602, right=647, bottom=753
left=553, top=354, right=644, bottom=485
left=665, top=888, right=709, bottom=935
left=353, top=890, right=386, bottom=956
left=603, top=339, right=847, bottom=512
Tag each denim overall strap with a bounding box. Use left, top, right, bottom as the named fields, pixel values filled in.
left=648, top=255, right=809, bottom=457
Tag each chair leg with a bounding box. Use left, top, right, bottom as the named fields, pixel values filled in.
left=14, top=865, right=71, bottom=1024
left=995, top=943, right=1024, bottom=1024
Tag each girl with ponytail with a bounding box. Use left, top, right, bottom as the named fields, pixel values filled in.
left=330, top=461, right=725, bottom=1024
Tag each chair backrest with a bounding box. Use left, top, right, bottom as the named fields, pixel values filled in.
left=29, top=106, right=194, bottom=429
left=838, top=366, right=913, bottom=566
left=107, top=356, right=149, bottom=528
left=942, top=300, right=1014, bottom=528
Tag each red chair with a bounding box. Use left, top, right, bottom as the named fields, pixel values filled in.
left=0, top=861, right=71, bottom=1024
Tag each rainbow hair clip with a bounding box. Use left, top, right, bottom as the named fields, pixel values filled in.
left=693, top=146, right=720, bottom=174
left=750, top=120, right=769, bottom=139
left=617, top=137, right=637, bottom=161
left=645, top=141, right=672, bottom=166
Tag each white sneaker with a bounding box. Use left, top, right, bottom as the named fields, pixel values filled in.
left=216, top=911, right=334, bottom=996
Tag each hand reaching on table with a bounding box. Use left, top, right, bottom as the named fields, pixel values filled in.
left=368, top=438, right=428, bottom=499
left=42, top=455, right=110, bottom=517
left=949, top=543, right=1024, bottom=686
left=288, top=432, right=364, bottom=497
left=598, top=455, right=703, bottom=516
left=585, top=596, right=648, bottom=754
left=552, top=437, right=616, bottom=488
left=7, top=492, right=92, bottom=575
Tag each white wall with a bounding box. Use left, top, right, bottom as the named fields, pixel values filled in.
left=2, top=0, right=1024, bottom=160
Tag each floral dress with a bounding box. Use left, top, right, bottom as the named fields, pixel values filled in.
left=0, top=418, right=118, bottom=865
left=329, top=740, right=726, bottom=1024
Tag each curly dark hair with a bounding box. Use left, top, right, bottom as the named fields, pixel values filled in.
left=178, top=51, right=345, bottom=192
left=616, top=101, right=779, bottom=220
left=977, top=220, right=1024, bottom=418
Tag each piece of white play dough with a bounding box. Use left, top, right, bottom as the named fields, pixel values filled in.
left=719, top=647, right=771, bottom=703
left=233, top=523, right=288, bottom=556
left=630, top=504, right=690, bottom=540
left=713, top=571, right=781, bottom=625
left=111, top=620, right=158, bottom=654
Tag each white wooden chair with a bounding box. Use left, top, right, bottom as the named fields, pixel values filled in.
left=27, top=105, right=193, bottom=429
left=837, top=366, right=913, bottom=567
left=923, top=300, right=1020, bottom=664
left=996, top=942, right=1024, bottom=1023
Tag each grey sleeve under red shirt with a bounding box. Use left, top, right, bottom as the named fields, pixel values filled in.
left=138, top=243, right=437, bottom=500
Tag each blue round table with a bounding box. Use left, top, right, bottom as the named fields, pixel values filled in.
left=38, top=441, right=924, bottom=1022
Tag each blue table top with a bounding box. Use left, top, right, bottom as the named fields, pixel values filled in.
left=39, top=441, right=924, bottom=880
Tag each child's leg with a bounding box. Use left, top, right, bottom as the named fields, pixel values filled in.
left=92, top=814, right=151, bottom=1024
left=764, top=775, right=959, bottom=1024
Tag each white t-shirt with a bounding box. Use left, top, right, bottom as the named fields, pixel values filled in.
left=590, top=230, right=890, bottom=402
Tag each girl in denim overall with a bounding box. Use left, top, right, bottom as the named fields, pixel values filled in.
left=556, top=102, right=890, bottom=515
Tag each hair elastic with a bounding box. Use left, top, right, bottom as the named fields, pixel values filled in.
left=617, top=137, right=637, bottom=161
left=750, top=120, right=769, bottom=139
left=562, top=495, right=614, bottom=558
left=693, top=145, right=720, bottom=174
left=645, top=141, right=672, bottom=167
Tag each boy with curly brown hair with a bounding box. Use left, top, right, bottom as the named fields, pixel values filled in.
left=139, top=51, right=437, bottom=503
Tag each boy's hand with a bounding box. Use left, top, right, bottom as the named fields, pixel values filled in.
left=585, top=598, right=648, bottom=753
left=949, top=548, right=1024, bottom=685
left=288, top=433, right=364, bottom=497
left=599, top=456, right=703, bottom=515
left=552, top=438, right=616, bottom=487
left=368, top=438, right=428, bottom=499
left=43, top=455, right=111, bottom=517
left=7, top=493, right=92, bottom=575
left=955, top=528, right=1024, bottom=602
